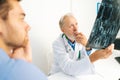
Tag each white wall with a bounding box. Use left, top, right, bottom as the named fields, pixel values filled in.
left=72, top=0, right=102, bottom=38
left=20, top=0, right=102, bottom=75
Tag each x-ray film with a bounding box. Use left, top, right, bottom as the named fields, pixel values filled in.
left=86, top=0, right=120, bottom=49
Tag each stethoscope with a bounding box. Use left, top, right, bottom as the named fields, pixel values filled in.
left=62, top=34, right=73, bottom=53
left=62, top=34, right=81, bottom=60
left=64, top=45, right=72, bottom=53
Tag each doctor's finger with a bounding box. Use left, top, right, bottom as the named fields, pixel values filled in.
left=105, top=44, right=114, bottom=52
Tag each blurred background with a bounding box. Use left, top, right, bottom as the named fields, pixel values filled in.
left=20, top=0, right=120, bottom=75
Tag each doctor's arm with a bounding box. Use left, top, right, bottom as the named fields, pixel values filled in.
left=89, top=44, right=114, bottom=63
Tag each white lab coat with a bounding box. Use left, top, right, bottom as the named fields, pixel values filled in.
left=50, top=34, right=95, bottom=76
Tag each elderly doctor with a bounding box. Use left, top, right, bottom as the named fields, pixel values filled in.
left=50, top=13, right=114, bottom=76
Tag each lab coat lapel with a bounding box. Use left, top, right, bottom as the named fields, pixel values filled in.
left=74, top=43, right=82, bottom=60
left=62, top=35, right=75, bottom=59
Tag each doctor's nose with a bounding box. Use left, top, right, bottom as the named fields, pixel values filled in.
left=73, top=26, right=78, bottom=32
left=26, top=24, right=31, bottom=32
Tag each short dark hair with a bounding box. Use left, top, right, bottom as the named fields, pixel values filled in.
left=0, top=0, right=21, bottom=20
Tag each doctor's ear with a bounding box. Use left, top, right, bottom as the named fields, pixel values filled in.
left=60, top=27, right=65, bottom=33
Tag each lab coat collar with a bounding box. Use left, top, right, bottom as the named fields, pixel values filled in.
left=62, top=34, right=82, bottom=60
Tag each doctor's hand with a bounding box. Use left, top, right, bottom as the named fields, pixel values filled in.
left=11, top=39, right=32, bottom=62
left=74, top=32, right=87, bottom=46
left=89, top=44, right=114, bottom=63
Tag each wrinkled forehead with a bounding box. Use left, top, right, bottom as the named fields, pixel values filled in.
left=8, top=0, right=19, bottom=8
left=8, top=0, right=24, bottom=14
left=64, top=16, right=75, bottom=21
left=4, top=0, right=25, bottom=22
left=63, top=16, right=77, bottom=25
left=0, top=0, right=22, bottom=20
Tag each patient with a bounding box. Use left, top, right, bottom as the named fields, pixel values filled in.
left=50, top=13, right=114, bottom=76
left=0, top=0, right=48, bottom=80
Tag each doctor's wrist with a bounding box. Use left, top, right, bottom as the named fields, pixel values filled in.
left=86, top=47, right=92, bottom=51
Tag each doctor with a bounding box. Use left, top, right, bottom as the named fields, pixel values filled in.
left=50, top=13, right=114, bottom=76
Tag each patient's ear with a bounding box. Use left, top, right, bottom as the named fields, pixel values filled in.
left=0, top=18, right=4, bottom=34
left=0, top=19, right=2, bottom=32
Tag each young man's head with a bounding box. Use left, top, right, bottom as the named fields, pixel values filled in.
left=59, top=13, right=78, bottom=41
left=0, top=0, right=30, bottom=52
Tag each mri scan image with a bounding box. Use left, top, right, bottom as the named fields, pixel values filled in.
left=86, top=0, right=120, bottom=49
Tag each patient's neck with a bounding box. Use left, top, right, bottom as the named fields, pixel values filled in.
left=0, top=39, right=12, bottom=57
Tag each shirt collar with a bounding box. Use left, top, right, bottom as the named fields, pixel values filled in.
left=63, top=34, right=76, bottom=50
left=68, top=40, right=75, bottom=50
left=0, top=48, right=10, bottom=62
